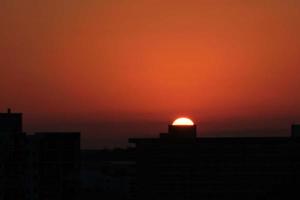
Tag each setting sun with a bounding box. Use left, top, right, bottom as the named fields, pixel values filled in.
left=172, top=117, right=194, bottom=126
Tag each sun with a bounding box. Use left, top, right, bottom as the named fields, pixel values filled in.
left=172, top=117, right=194, bottom=126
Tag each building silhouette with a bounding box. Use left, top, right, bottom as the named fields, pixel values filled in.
left=292, top=124, right=300, bottom=137
left=81, top=149, right=135, bottom=200
left=130, top=120, right=300, bottom=200
left=28, top=132, right=81, bottom=200
left=0, top=109, right=80, bottom=200
left=0, top=109, right=27, bottom=200
left=2, top=109, right=300, bottom=200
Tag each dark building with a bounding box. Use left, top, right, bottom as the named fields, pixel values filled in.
left=292, top=124, right=300, bottom=137
left=0, top=109, right=27, bottom=200
left=81, top=149, right=135, bottom=200
left=29, top=132, right=81, bottom=200
left=0, top=109, right=22, bottom=133
left=130, top=119, right=300, bottom=200
left=0, top=109, right=81, bottom=200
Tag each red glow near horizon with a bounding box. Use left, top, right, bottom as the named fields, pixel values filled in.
left=1, top=0, right=300, bottom=148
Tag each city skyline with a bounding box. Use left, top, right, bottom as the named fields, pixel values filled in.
left=1, top=108, right=300, bottom=199
left=1, top=1, right=300, bottom=199
left=1, top=108, right=298, bottom=149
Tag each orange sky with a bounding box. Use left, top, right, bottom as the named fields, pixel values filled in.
left=1, top=0, right=300, bottom=148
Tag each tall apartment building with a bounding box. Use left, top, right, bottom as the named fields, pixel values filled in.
left=129, top=119, right=300, bottom=200
left=0, top=109, right=26, bottom=200
left=0, top=109, right=81, bottom=200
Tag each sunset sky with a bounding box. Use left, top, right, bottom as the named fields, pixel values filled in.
left=1, top=0, right=300, bottom=148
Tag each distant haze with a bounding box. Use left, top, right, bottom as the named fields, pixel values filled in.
left=1, top=0, right=300, bottom=148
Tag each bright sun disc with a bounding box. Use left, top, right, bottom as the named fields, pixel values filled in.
left=172, top=117, right=194, bottom=126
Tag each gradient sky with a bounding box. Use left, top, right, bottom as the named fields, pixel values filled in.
left=1, top=0, right=300, bottom=148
